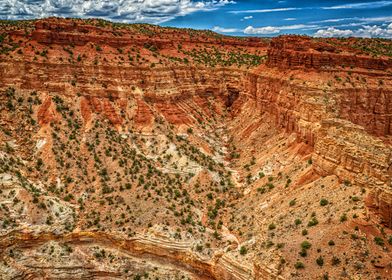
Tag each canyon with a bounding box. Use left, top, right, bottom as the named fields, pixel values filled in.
left=0, top=18, right=392, bottom=279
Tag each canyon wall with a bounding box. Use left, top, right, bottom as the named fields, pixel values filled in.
left=267, top=36, right=392, bottom=71
left=1, top=54, right=391, bottom=227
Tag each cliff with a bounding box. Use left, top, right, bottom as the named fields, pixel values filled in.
left=267, top=35, right=392, bottom=72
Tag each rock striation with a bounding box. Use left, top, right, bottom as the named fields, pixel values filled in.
left=267, top=35, right=392, bottom=71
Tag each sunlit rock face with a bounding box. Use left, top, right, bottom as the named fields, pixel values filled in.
left=0, top=18, right=391, bottom=280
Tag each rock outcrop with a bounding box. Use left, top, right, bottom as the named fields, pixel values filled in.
left=267, top=35, right=392, bottom=71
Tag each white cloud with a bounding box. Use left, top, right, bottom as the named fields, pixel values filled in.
left=313, top=16, right=392, bottom=25
left=212, top=26, right=240, bottom=33
left=244, top=24, right=319, bottom=35
left=356, top=24, right=392, bottom=38
left=243, top=15, right=253, bottom=20
left=314, top=24, right=392, bottom=38
left=230, top=7, right=301, bottom=14
left=284, top=18, right=296, bottom=21
left=244, top=26, right=280, bottom=34
left=323, top=1, right=392, bottom=10
left=279, top=24, right=318, bottom=30
left=314, top=27, right=354, bottom=37
left=0, top=0, right=235, bottom=24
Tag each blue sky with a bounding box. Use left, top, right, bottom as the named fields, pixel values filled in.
left=1, top=0, right=392, bottom=38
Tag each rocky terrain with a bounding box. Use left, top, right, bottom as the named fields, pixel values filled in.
left=0, top=18, right=391, bottom=279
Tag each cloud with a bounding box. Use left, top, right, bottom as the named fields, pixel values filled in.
left=229, top=7, right=300, bottom=14
left=312, top=16, right=392, bottom=26
left=314, top=24, right=392, bottom=38
left=314, top=27, right=354, bottom=37
left=0, top=0, right=235, bottom=24
left=243, top=15, right=253, bottom=20
left=244, top=24, right=319, bottom=35
left=323, top=1, right=392, bottom=10
left=284, top=18, right=296, bottom=21
left=212, top=26, right=240, bottom=33
left=244, top=26, right=280, bottom=34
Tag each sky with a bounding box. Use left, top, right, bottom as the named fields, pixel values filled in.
left=1, top=0, right=392, bottom=38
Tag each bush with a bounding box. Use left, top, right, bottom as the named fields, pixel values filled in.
left=328, top=240, right=335, bottom=246
left=351, top=196, right=360, bottom=202
left=308, top=217, right=319, bottom=227
left=374, top=236, right=384, bottom=246
left=331, top=256, right=341, bottom=266
left=239, top=246, right=248, bottom=255
left=301, top=241, right=312, bottom=250
left=294, top=262, right=305, bottom=269
left=340, top=213, right=347, bottom=223
left=316, top=256, right=324, bottom=266
left=268, top=223, right=276, bottom=230
left=299, top=248, right=307, bottom=257
left=320, top=198, right=329, bottom=206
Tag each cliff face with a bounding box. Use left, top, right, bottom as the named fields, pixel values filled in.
left=1, top=18, right=392, bottom=279
left=267, top=36, right=392, bottom=71
left=30, top=19, right=267, bottom=49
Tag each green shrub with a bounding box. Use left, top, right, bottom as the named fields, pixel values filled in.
left=239, top=246, right=248, bottom=255
left=374, top=236, right=384, bottom=246
left=308, top=217, right=319, bottom=227
left=340, top=213, right=347, bottom=222
left=301, top=241, right=312, bottom=250
left=320, top=198, right=329, bottom=206
left=268, top=223, right=276, bottom=230
left=294, top=262, right=304, bottom=269
left=316, top=256, right=324, bottom=266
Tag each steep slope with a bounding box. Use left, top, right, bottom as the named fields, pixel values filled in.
left=0, top=18, right=391, bottom=280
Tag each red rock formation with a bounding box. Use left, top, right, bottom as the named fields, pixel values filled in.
left=337, top=87, right=392, bottom=136
left=37, top=96, right=57, bottom=125
left=267, top=35, right=392, bottom=71
left=28, top=18, right=269, bottom=50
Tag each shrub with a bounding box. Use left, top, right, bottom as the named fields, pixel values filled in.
left=328, top=240, right=335, bottom=246
left=301, top=241, right=312, bottom=250
left=239, top=246, right=248, bottom=255
left=299, top=248, right=307, bottom=257
left=308, top=217, right=319, bottom=227
left=351, top=196, right=360, bottom=202
left=294, top=262, right=304, bottom=269
left=320, top=198, right=329, bottom=206
left=268, top=223, right=276, bottom=230
left=331, top=256, right=341, bottom=266
left=374, top=236, right=384, bottom=246
left=316, top=256, right=324, bottom=266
